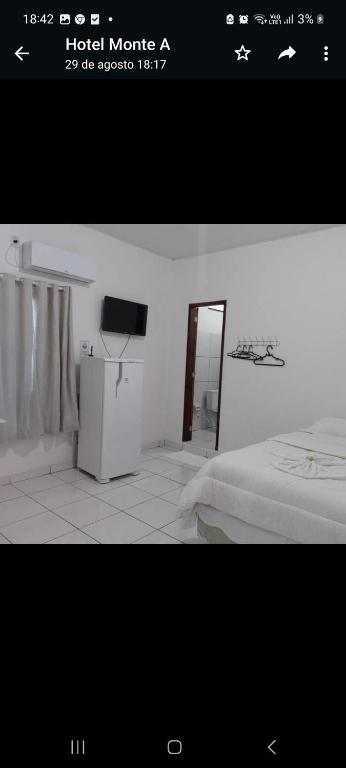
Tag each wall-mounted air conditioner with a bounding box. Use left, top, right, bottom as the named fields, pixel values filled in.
left=21, top=241, right=96, bottom=284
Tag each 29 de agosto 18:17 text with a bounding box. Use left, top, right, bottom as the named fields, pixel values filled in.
left=65, top=36, right=171, bottom=70
left=65, top=58, right=168, bottom=70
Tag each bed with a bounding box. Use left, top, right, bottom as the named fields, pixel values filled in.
left=178, top=419, right=346, bottom=544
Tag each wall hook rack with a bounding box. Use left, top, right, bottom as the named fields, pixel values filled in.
left=227, top=337, right=285, bottom=366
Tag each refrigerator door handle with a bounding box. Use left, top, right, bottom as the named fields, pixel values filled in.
left=115, top=362, right=123, bottom=398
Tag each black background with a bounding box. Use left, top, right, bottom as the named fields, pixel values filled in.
left=1, top=562, right=345, bottom=766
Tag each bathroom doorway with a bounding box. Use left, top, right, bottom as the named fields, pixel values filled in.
left=182, top=301, right=227, bottom=452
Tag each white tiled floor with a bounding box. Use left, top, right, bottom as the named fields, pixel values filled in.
left=0, top=484, right=24, bottom=503
left=191, top=428, right=216, bottom=448
left=134, top=530, right=181, bottom=544
left=0, top=448, right=204, bottom=544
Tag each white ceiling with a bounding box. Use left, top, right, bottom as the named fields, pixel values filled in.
left=82, top=224, right=342, bottom=260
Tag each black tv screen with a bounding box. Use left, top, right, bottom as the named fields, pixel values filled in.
left=101, top=296, right=148, bottom=336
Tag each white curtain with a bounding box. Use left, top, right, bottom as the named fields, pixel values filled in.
left=0, top=274, right=79, bottom=440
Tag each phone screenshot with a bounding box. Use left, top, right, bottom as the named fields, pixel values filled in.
left=0, top=3, right=344, bottom=79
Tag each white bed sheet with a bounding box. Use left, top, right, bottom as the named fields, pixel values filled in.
left=179, top=432, right=346, bottom=544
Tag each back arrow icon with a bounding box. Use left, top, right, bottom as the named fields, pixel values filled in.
left=268, top=739, right=277, bottom=755
left=15, top=46, right=30, bottom=61
left=278, top=46, right=296, bottom=60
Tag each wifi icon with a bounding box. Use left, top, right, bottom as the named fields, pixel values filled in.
left=254, top=13, right=266, bottom=23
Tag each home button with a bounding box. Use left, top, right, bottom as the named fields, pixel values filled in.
left=167, top=740, right=183, bottom=755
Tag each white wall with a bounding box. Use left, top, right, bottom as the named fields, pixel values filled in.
left=165, top=226, right=346, bottom=451
left=0, top=224, right=172, bottom=478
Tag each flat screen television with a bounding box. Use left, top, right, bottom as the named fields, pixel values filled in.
left=101, top=296, right=148, bottom=336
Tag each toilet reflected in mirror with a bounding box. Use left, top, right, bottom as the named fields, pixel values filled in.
left=183, top=301, right=226, bottom=452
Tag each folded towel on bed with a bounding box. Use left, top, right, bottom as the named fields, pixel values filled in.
left=270, top=450, right=346, bottom=479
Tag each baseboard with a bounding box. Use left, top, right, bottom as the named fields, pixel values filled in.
left=182, top=442, right=209, bottom=457
left=1, top=437, right=214, bottom=486
left=9, top=465, right=51, bottom=483
left=163, top=440, right=183, bottom=450
left=142, top=440, right=161, bottom=451
left=50, top=461, right=75, bottom=473
left=0, top=460, right=75, bottom=485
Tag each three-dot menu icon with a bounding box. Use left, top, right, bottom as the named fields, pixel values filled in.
left=323, top=45, right=328, bottom=61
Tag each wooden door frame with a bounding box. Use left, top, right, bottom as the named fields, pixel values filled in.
left=182, top=306, right=199, bottom=442
left=182, top=300, right=227, bottom=451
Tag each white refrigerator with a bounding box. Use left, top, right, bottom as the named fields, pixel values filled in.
left=77, top=357, right=144, bottom=483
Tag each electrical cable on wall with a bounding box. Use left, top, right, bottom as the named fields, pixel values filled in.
left=4, top=241, right=20, bottom=269
left=120, top=334, right=131, bottom=358
left=99, top=330, right=131, bottom=358
left=99, top=328, right=111, bottom=357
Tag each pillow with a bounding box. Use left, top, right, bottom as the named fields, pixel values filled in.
left=308, top=418, right=346, bottom=437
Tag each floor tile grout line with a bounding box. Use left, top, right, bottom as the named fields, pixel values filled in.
left=0, top=530, right=13, bottom=544
left=2, top=450, right=200, bottom=491
left=49, top=487, right=182, bottom=540
left=0, top=508, right=58, bottom=536
left=3, top=475, right=182, bottom=506
left=1, top=507, right=87, bottom=542
left=4, top=479, right=183, bottom=514
left=1, top=482, right=170, bottom=542
left=5, top=462, right=196, bottom=496
left=1, top=496, right=159, bottom=543
left=70, top=483, right=183, bottom=511
left=12, top=475, right=75, bottom=501
left=0, top=467, right=190, bottom=544
left=81, top=498, right=176, bottom=532
left=129, top=482, right=185, bottom=494
left=52, top=475, right=186, bottom=502
left=18, top=476, right=128, bottom=505
left=21, top=482, right=136, bottom=538
left=23, top=486, right=162, bottom=541
left=158, top=531, right=187, bottom=542
left=70, top=463, right=199, bottom=484
left=63, top=482, right=182, bottom=538
left=156, top=513, right=192, bottom=541
left=97, top=504, right=177, bottom=532
left=137, top=461, right=199, bottom=477
left=45, top=504, right=122, bottom=539
left=19, top=474, right=154, bottom=504
left=132, top=530, right=181, bottom=545
left=43, top=527, right=103, bottom=545
left=1, top=487, right=116, bottom=542
left=80, top=515, right=157, bottom=543
left=77, top=488, right=156, bottom=513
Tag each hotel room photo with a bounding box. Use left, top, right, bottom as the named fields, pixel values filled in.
left=0, top=222, right=345, bottom=544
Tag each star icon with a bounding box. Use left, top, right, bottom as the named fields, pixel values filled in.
left=234, top=44, right=251, bottom=61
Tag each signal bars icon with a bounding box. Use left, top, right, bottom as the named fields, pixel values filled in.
left=284, top=14, right=294, bottom=24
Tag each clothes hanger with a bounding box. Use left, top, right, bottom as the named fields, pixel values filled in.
left=253, top=344, right=285, bottom=366
left=245, top=344, right=261, bottom=360
left=227, top=343, right=261, bottom=360
left=227, top=343, right=243, bottom=358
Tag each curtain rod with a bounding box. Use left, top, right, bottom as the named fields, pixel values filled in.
left=0, top=273, right=67, bottom=290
